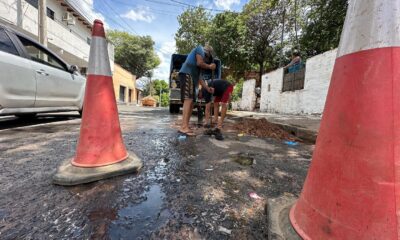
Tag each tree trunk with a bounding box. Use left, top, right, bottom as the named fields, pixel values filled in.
left=258, top=61, right=264, bottom=87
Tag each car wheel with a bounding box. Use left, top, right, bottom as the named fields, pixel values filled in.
left=15, top=113, right=37, bottom=119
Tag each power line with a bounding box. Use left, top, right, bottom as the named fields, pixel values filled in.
left=100, top=0, right=139, bottom=34
left=144, top=0, right=182, bottom=8
left=170, top=0, right=225, bottom=12
left=113, top=0, right=181, bottom=14
left=96, top=2, right=131, bottom=32
left=97, top=0, right=176, bottom=54
left=111, top=0, right=181, bottom=16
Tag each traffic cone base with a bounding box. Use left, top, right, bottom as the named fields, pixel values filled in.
left=53, top=152, right=142, bottom=186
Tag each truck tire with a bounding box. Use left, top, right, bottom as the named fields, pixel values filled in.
left=174, top=105, right=180, bottom=113
left=170, top=104, right=179, bottom=114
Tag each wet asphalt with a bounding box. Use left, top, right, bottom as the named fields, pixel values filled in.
left=0, top=106, right=313, bottom=239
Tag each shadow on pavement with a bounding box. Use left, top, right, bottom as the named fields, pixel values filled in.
left=0, top=113, right=81, bottom=130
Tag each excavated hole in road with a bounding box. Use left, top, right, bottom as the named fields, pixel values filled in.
left=231, top=152, right=254, bottom=166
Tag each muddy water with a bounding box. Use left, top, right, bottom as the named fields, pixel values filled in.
left=109, top=185, right=168, bottom=239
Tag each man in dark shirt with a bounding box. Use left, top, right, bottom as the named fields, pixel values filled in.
left=202, top=79, right=233, bottom=140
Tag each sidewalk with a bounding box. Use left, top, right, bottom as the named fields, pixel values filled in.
left=227, top=110, right=321, bottom=143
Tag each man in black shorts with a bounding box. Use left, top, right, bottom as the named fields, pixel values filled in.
left=178, top=45, right=216, bottom=136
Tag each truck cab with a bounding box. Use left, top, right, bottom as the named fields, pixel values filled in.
left=169, top=54, right=221, bottom=114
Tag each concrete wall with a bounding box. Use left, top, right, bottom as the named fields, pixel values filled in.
left=240, top=79, right=256, bottom=111
left=113, top=64, right=137, bottom=104
left=260, top=49, right=337, bottom=115
left=0, top=0, right=114, bottom=71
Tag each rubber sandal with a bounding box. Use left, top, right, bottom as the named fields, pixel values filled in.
left=178, top=130, right=196, bottom=137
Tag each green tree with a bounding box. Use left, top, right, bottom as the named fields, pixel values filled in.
left=160, top=92, right=169, bottom=107
left=229, top=76, right=244, bottom=102
left=153, top=79, right=169, bottom=95
left=242, top=0, right=283, bottom=84
left=209, top=12, right=250, bottom=79
left=108, top=30, right=160, bottom=78
left=300, top=0, right=348, bottom=57
left=143, top=79, right=169, bottom=98
left=175, top=7, right=211, bottom=54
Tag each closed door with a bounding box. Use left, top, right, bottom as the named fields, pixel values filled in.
left=0, top=29, right=36, bottom=108
left=17, top=36, right=84, bottom=108
left=119, top=86, right=126, bottom=102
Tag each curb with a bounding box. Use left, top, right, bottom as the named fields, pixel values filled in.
left=275, top=123, right=317, bottom=144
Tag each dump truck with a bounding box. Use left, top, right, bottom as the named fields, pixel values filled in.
left=168, top=54, right=222, bottom=114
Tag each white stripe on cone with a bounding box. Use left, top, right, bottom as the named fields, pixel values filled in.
left=87, top=36, right=112, bottom=77
left=337, top=0, right=400, bottom=58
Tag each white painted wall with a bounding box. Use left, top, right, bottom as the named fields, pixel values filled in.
left=260, top=49, right=337, bottom=115
left=0, top=0, right=114, bottom=71
left=240, top=79, right=256, bottom=111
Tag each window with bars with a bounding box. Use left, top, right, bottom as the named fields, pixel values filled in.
left=26, top=0, right=38, bottom=8
left=282, top=64, right=306, bottom=92
left=46, top=8, right=55, bottom=20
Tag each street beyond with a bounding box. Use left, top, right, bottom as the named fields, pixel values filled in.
left=0, top=106, right=312, bottom=239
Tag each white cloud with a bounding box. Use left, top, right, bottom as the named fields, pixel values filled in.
left=121, top=7, right=155, bottom=23
left=153, top=40, right=176, bottom=81
left=214, top=0, right=240, bottom=10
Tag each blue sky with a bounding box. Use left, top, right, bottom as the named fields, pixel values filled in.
left=84, top=0, right=248, bottom=81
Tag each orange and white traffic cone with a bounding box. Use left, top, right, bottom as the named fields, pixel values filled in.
left=290, top=0, right=400, bottom=239
left=53, top=20, right=142, bottom=186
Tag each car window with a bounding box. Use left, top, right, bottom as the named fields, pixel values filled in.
left=0, top=29, right=19, bottom=56
left=17, top=36, right=67, bottom=71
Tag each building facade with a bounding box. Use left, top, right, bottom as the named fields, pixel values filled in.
left=113, top=64, right=138, bottom=104
left=0, top=0, right=114, bottom=74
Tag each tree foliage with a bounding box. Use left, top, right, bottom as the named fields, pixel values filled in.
left=175, top=7, right=211, bottom=54
left=243, top=0, right=283, bottom=81
left=173, top=0, right=348, bottom=86
left=209, top=12, right=250, bottom=78
left=108, top=30, right=160, bottom=78
left=143, top=79, right=169, bottom=97
left=300, top=0, right=348, bottom=57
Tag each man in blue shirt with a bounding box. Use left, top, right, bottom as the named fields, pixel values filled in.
left=178, top=45, right=216, bottom=136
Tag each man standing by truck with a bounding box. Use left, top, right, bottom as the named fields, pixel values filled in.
left=178, top=45, right=216, bottom=136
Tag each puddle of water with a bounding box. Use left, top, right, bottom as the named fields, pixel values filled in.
left=231, top=153, right=254, bottom=166
left=0, top=208, right=7, bottom=220
left=108, top=185, right=169, bottom=239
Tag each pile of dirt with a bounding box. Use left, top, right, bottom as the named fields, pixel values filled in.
left=141, top=96, right=157, bottom=107
left=234, top=118, right=296, bottom=140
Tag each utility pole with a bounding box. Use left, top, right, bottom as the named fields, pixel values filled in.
left=17, top=0, right=22, bottom=28
left=159, top=83, right=162, bottom=107
left=38, top=0, right=47, bottom=47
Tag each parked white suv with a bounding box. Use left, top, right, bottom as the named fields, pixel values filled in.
left=0, top=24, right=85, bottom=118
